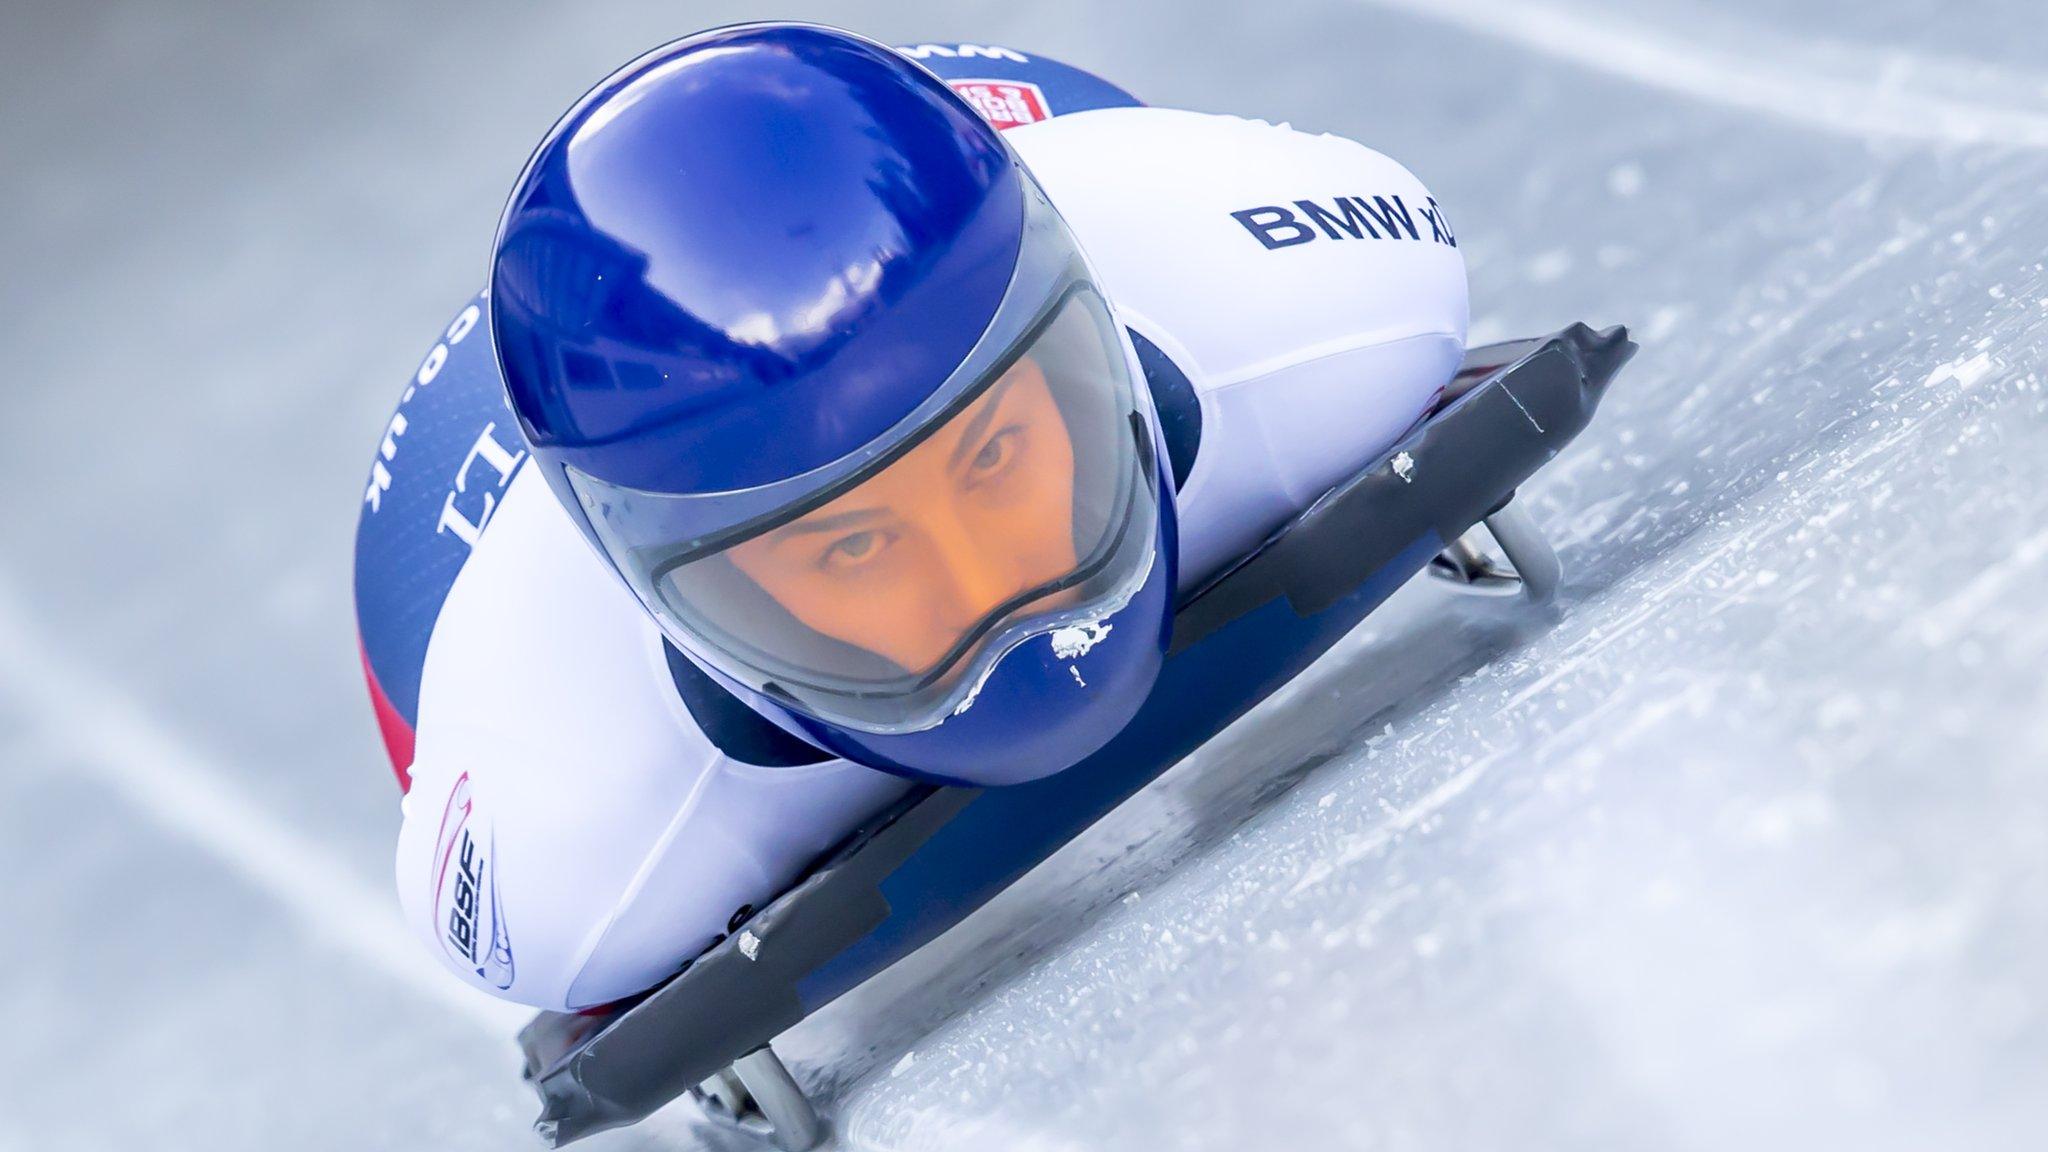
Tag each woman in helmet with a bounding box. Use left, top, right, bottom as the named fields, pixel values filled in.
left=355, top=25, right=1465, bottom=1010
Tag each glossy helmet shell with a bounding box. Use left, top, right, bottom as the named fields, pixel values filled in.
left=489, top=23, right=1177, bottom=783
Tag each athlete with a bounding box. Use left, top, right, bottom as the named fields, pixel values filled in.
left=354, top=25, right=1467, bottom=1011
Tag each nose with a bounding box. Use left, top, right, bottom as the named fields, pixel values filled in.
left=925, top=510, right=1016, bottom=626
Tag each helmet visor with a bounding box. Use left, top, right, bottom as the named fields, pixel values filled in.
left=566, top=234, right=1160, bottom=734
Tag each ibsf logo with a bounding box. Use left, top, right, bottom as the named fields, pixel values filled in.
left=949, top=79, right=1051, bottom=130
left=432, top=772, right=515, bottom=990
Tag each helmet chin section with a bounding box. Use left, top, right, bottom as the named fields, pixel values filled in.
left=748, top=480, right=1176, bottom=786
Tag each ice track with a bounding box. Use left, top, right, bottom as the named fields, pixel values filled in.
left=2, top=1, right=2043, bottom=1149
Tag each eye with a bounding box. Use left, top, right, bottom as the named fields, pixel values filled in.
left=967, top=427, right=1023, bottom=480
left=821, top=530, right=886, bottom=571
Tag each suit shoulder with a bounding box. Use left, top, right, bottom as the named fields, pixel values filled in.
left=1012, top=109, right=1467, bottom=387
left=393, top=463, right=731, bottom=1009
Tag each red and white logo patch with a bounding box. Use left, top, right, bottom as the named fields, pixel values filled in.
left=431, top=772, right=515, bottom=990
left=948, top=79, right=1051, bottom=130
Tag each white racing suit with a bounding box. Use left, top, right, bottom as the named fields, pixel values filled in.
left=352, top=45, right=1467, bottom=1012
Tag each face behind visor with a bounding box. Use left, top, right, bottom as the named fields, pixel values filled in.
left=726, top=355, right=1082, bottom=677
left=571, top=273, right=1163, bottom=736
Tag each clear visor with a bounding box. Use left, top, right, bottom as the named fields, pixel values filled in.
left=567, top=188, right=1160, bottom=734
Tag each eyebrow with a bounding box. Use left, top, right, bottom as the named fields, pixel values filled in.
left=768, top=370, right=1030, bottom=544
left=772, top=506, right=886, bottom=539
left=945, top=371, right=1024, bottom=473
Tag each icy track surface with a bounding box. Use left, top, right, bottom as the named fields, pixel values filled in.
left=2, top=1, right=2044, bottom=1150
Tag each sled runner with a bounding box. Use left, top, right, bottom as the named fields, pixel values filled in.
left=518, top=323, right=1636, bottom=1148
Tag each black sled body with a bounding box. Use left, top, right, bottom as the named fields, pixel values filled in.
left=520, top=324, right=1636, bottom=1145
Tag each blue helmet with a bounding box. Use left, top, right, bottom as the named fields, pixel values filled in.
left=490, top=24, right=1176, bottom=785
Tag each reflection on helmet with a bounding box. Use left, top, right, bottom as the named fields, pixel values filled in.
left=727, top=357, right=1080, bottom=675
